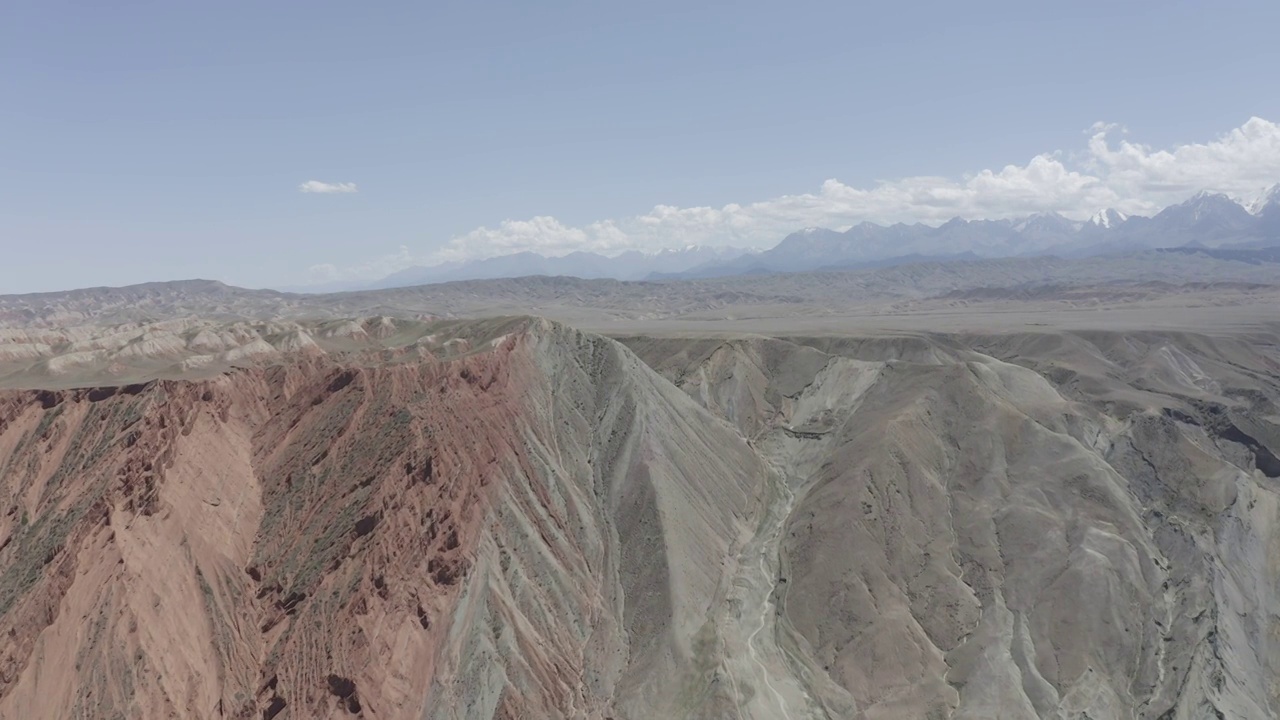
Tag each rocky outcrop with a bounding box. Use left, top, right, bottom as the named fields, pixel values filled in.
left=625, top=329, right=1280, bottom=719
left=0, top=318, right=767, bottom=719
left=4, top=317, right=1280, bottom=718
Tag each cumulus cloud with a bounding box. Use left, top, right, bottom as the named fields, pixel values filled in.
left=312, top=117, right=1280, bottom=281
left=299, top=180, right=358, bottom=194
left=426, top=117, right=1280, bottom=263
left=1083, top=117, right=1280, bottom=212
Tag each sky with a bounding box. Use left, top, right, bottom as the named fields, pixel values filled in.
left=3, top=0, right=1280, bottom=293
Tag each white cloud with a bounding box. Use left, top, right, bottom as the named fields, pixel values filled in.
left=1083, top=117, right=1280, bottom=213
left=311, top=117, right=1280, bottom=281
left=299, top=180, right=358, bottom=194
left=306, top=245, right=411, bottom=283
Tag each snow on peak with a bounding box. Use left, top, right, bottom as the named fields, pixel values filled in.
left=1011, top=212, right=1076, bottom=233
left=647, top=244, right=746, bottom=259
left=651, top=244, right=705, bottom=256
left=1180, top=191, right=1245, bottom=221
left=1088, top=208, right=1128, bottom=228
left=1244, top=184, right=1280, bottom=215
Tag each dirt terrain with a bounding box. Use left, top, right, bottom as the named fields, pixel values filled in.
left=3, top=252, right=1279, bottom=332
left=2, top=262, right=1280, bottom=718
left=622, top=326, right=1280, bottom=718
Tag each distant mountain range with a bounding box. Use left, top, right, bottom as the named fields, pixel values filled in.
left=370, top=244, right=751, bottom=289
left=661, top=186, right=1280, bottom=279
left=292, top=186, right=1280, bottom=291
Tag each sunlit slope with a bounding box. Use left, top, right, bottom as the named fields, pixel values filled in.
left=626, top=329, right=1280, bottom=719
left=0, top=319, right=767, bottom=719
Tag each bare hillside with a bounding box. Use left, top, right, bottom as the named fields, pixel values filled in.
left=623, top=329, right=1280, bottom=718
left=1, top=267, right=1280, bottom=718
left=3, top=252, right=1280, bottom=331
left=0, top=318, right=769, bottom=718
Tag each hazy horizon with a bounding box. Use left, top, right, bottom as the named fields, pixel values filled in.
left=5, top=0, right=1280, bottom=293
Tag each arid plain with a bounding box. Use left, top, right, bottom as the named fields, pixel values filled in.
left=1, top=254, right=1279, bottom=719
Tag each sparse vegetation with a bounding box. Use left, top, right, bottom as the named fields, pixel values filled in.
left=0, top=495, right=96, bottom=617
left=34, top=403, right=64, bottom=437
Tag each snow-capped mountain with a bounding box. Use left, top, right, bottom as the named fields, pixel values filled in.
left=1253, top=184, right=1280, bottom=239
left=1088, top=208, right=1129, bottom=228
left=298, top=189, right=1280, bottom=291
left=1118, top=192, right=1258, bottom=249
left=1245, top=184, right=1280, bottom=215
left=664, top=190, right=1280, bottom=279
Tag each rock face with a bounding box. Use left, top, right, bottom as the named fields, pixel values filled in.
left=624, top=330, right=1280, bottom=719
left=2, top=317, right=1280, bottom=718
left=0, top=318, right=767, bottom=719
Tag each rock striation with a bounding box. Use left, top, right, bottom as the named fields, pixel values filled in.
left=2, top=316, right=1280, bottom=718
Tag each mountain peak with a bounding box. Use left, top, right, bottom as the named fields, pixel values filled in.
left=1187, top=189, right=1234, bottom=203
left=1157, top=191, right=1250, bottom=224
left=1245, top=183, right=1280, bottom=215
left=1011, top=212, right=1078, bottom=237
left=1088, top=208, right=1129, bottom=228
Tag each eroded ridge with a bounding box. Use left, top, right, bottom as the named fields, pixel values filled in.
left=0, top=318, right=769, bottom=719
left=2, top=319, right=1280, bottom=718
left=626, top=329, right=1280, bottom=719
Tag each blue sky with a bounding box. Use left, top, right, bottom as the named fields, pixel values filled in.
left=3, top=0, right=1280, bottom=293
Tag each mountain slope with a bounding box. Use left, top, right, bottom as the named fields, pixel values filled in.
left=0, top=318, right=770, bottom=719
left=3, top=314, right=1280, bottom=717
left=623, top=328, right=1280, bottom=718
